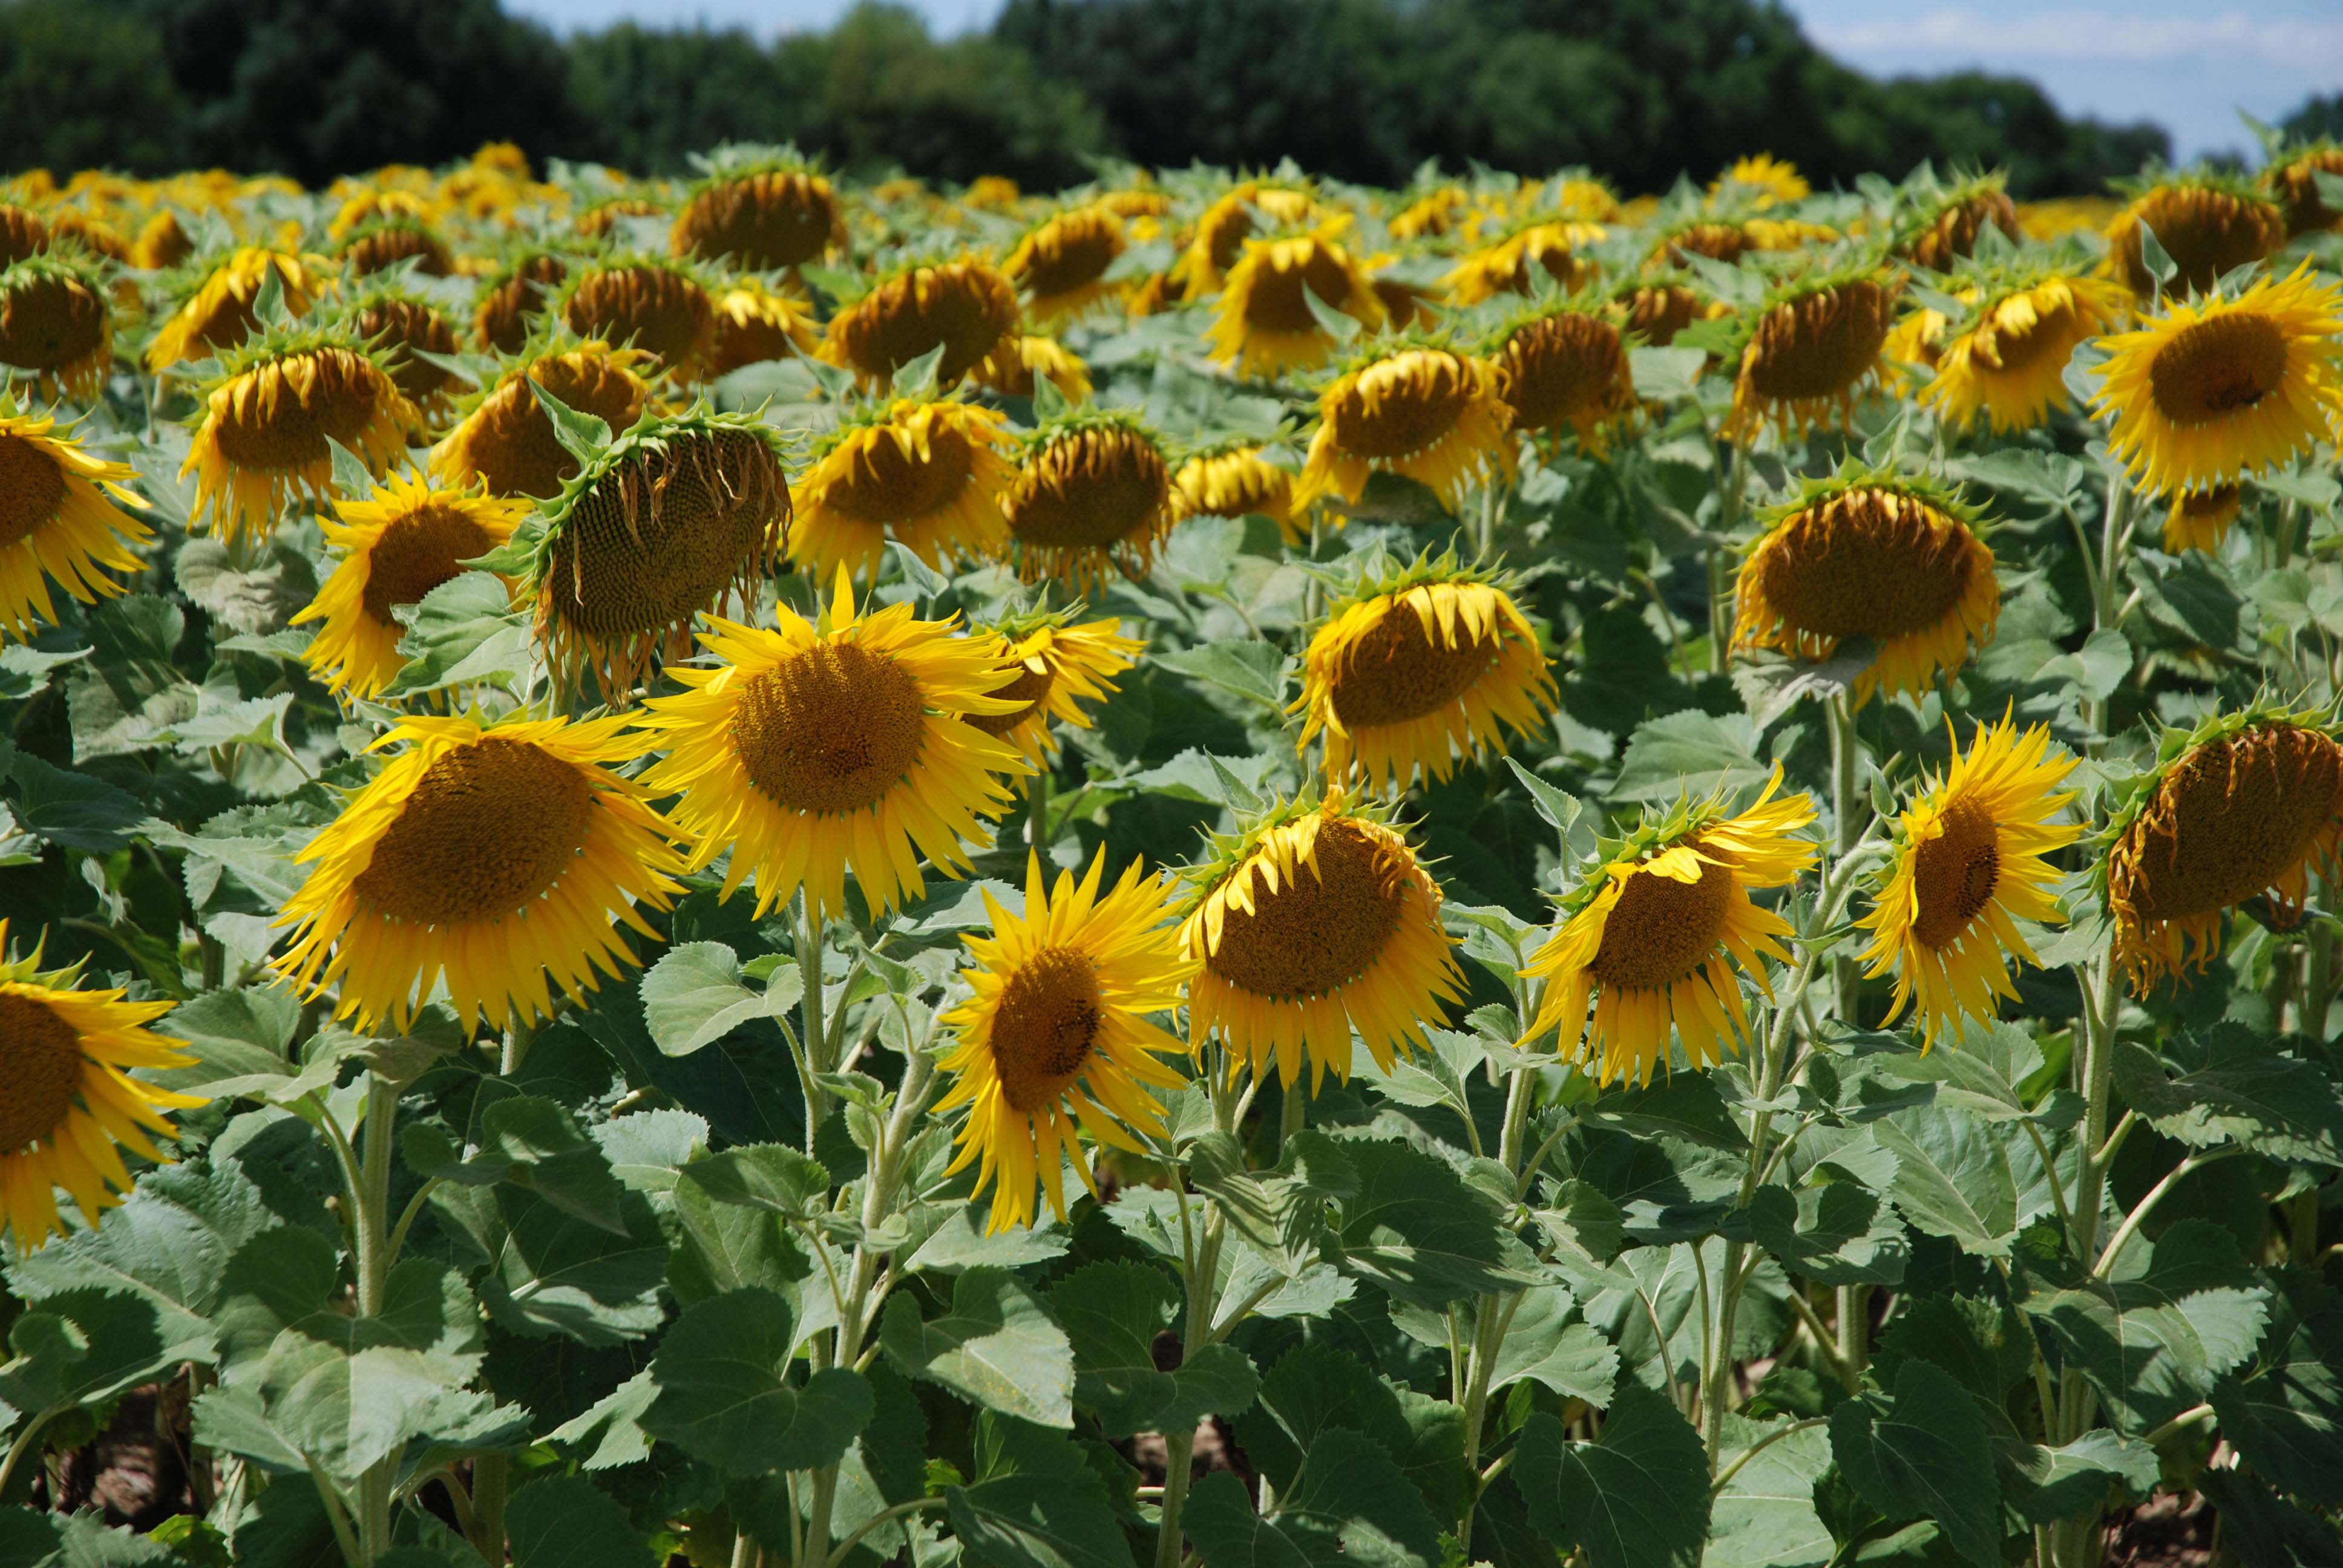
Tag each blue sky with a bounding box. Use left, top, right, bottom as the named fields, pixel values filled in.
left=508, top=0, right=2342, bottom=165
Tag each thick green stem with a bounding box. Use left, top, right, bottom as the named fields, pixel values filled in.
left=1153, top=1428, right=1197, bottom=1568
left=800, top=895, right=829, bottom=1151
left=2304, top=879, right=2334, bottom=1042
left=470, top=1454, right=508, bottom=1565
left=353, top=1075, right=401, bottom=1561
left=2086, top=477, right=2132, bottom=745
left=1027, top=763, right=1054, bottom=850
left=1826, top=693, right=1864, bottom=1021
left=500, top=1018, right=532, bottom=1077
left=1834, top=1285, right=1870, bottom=1393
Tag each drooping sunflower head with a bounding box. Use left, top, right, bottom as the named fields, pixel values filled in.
left=473, top=249, right=569, bottom=354
left=2089, top=261, right=2343, bottom=499
left=132, top=209, right=194, bottom=272
left=1390, top=185, right=1471, bottom=241
left=1858, top=711, right=2080, bottom=1048
left=1733, top=468, right=1998, bottom=703
left=338, top=219, right=452, bottom=279
left=707, top=277, right=819, bottom=377
left=2262, top=143, right=2343, bottom=238
left=519, top=403, right=791, bottom=701
left=1173, top=180, right=1326, bottom=296
left=180, top=327, right=422, bottom=546
left=0, top=203, right=50, bottom=266
left=1004, top=203, right=1128, bottom=327
left=1296, top=342, right=1515, bottom=514
left=634, top=570, right=1027, bottom=923
left=2102, top=706, right=2343, bottom=991
left=973, top=333, right=1094, bottom=403
left=344, top=286, right=467, bottom=417
left=1294, top=549, right=1557, bottom=791
left=1724, top=264, right=1901, bottom=443
left=0, top=399, right=154, bottom=643
left=968, top=603, right=1146, bottom=765
left=327, top=186, right=435, bottom=240
left=936, top=849, right=1196, bottom=1233
left=2163, top=482, right=2244, bottom=554
left=1206, top=226, right=1384, bottom=377
left=1000, top=409, right=1176, bottom=589
left=671, top=151, right=846, bottom=270
left=145, top=247, right=320, bottom=371
left=574, top=195, right=669, bottom=241
left=291, top=472, right=529, bottom=702
left=0, top=256, right=111, bottom=402
left=1615, top=275, right=1727, bottom=348
left=1172, top=439, right=1305, bottom=546
left=821, top=256, right=1020, bottom=388
left=1178, top=788, right=1464, bottom=1090
left=276, top=711, right=688, bottom=1034
left=1440, top=218, right=1604, bottom=306
left=1895, top=174, right=2021, bottom=273
left=1921, top=269, right=2126, bottom=433
left=1521, top=770, right=1817, bottom=1086
left=1656, top=218, right=1752, bottom=269
left=558, top=255, right=716, bottom=380
left=431, top=333, right=656, bottom=500
left=2105, top=173, right=2285, bottom=298
left=1711, top=154, right=1810, bottom=211
left=1489, top=303, right=1638, bottom=451
left=791, top=395, right=1015, bottom=583
left=0, top=922, right=205, bottom=1247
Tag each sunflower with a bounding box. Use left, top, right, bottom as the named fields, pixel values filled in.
left=1001, top=411, right=1176, bottom=589
left=145, top=248, right=321, bottom=371
left=936, top=851, right=1193, bottom=1233
left=182, top=331, right=421, bottom=547
left=347, top=290, right=466, bottom=417
left=973, top=334, right=1094, bottom=402
left=1127, top=269, right=1188, bottom=318
left=790, top=397, right=1016, bottom=581
left=634, top=571, right=1026, bottom=923
left=1619, top=280, right=1725, bottom=348
left=519, top=406, right=790, bottom=700
left=1897, top=178, right=2021, bottom=272
left=2106, top=176, right=2284, bottom=297
left=1712, top=154, right=1809, bottom=210
left=708, top=278, right=819, bottom=377
left=1522, top=773, right=1814, bottom=1085
left=1179, top=791, right=1463, bottom=1090
left=1294, top=554, right=1556, bottom=791
left=822, top=258, right=1020, bottom=388
left=1725, top=271, right=1899, bottom=443
left=1206, top=228, right=1384, bottom=378
left=1882, top=302, right=1951, bottom=383
left=1857, top=714, right=2079, bottom=1048
left=672, top=163, right=845, bottom=269
left=2089, top=261, right=2343, bottom=500
left=0, top=926, right=206, bottom=1248
left=1921, top=273, right=2125, bottom=433
left=132, top=211, right=194, bottom=272
left=431, top=337, right=655, bottom=500
left=1173, top=183, right=1324, bottom=296
left=1441, top=220, right=1603, bottom=306
left=292, top=473, right=529, bottom=702
left=0, top=401, right=154, bottom=643
left=0, top=204, right=50, bottom=266
left=1733, top=472, right=1998, bottom=703
left=1369, top=261, right=1441, bottom=334
left=560, top=258, right=715, bottom=379
left=2163, top=483, right=2243, bottom=554
left=474, top=252, right=568, bottom=353
left=969, top=610, right=1145, bottom=765
left=2104, top=710, right=2343, bottom=989
left=1172, top=442, right=1305, bottom=546
left=574, top=197, right=667, bottom=241
left=339, top=220, right=451, bottom=278
left=1659, top=221, right=1752, bottom=269
left=1294, top=345, right=1513, bottom=514
left=328, top=187, right=435, bottom=241
left=277, top=713, right=687, bottom=1034
left=1492, top=307, right=1638, bottom=451
left=1004, top=205, right=1127, bottom=327
left=2263, top=145, right=2343, bottom=237
left=1390, top=186, right=1470, bottom=241
left=0, top=258, right=111, bottom=402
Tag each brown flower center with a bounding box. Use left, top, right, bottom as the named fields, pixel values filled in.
left=563, top=266, right=710, bottom=371
left=1499, top=314, right=1629, bottom=432
left=0, top=273, right=106, bottom=374
left=730, top=641, right=928, bottom=817
left=2148, top=313, right=2289, bottom=425
left=1627, top=286, right=1703, bottom=348
left=209, top=351, right=390, bottom=472
left=344, top=226, right=448, bottom=278
left=1207, top=818, right=1409, bottom=1002
left=476, top=255, right=566, bottom=354
left=834, top=265, right=1018, bottom=384
left=1742, top=283, right=1895, bottom=402
left=1328, top=603, right=1499, bottom=728
left=1333, top=356, right=1473, bottom=459
left=1588, top=848, right=1733, bottom=991
left=968, top=664, right=1052, bottom=737
left=351, top=739, right=595, bottom=926
left=1910, top=797, right=2002, bottom=949
left=0, top=434, right=66, bottom=549
left=991, top=945, right=1106, bottom=1113
left=2119, top=725, right=2343, bottom=924
left=1755, top=491, right=1975, bottom=642
left=468, top=354, right=646, bottom=499
left=0, top=994, right=84, bottom=1152
left=1239, top=246, right=1361, bottom=334
left=831, top=423, right=974, bottom=523
left=678, top=172, right=839, bottom=270
left=359, top=504, right=498, bottom=629
left=356, top=299, right=460, bottom=403
left=1006, top=430, right=1168, bottom=550
left=1020, top=217, right=1121, bottom=300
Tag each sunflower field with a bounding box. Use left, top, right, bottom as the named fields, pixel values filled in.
left=0, top=134, right=2341, bottom=1568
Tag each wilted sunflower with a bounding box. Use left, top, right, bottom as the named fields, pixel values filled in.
left=1173, top=182, right=1323, bottom=296
left=2091, top=261, right=2343, bottom=499
left=936, top=851, right=1193, bottom=1234
left=708, top=278, right=818, bottom=377
left=1207, top=228, right=1383, bottom=377
left=1180, top=790, right=1463, bottom=1090
left=1294, top=554, right=1556, bottom=791
left=292, top=472, right=528, bottom=702
left=634, top=572, right=1025, bottom=923
left=145, top=247, right=320, bottom=371
left=0, top=257, right=111, bottom=402
left=347, top=290, right=466, bottom=417
left=132, top=210, right=194, bottom=272
left=277, top=713, right=687, bottom=1033
left=519, top=405, right=790, bottom=699
left=2263, top=144, right=2343, bottom=237
left=1369, top=260, right=1441, bottom=333
left=1896, top=176, right=2021, bottom=272
left=2106, top=175, right=2284, bottom=298
left=474, top=251, right=568, bottom=354
left=1004, top=204, right=1127, bottom=327
left=1858, top=714, right=2079, bottom=1048
left=0, top=924, right=205, bottom=1248
left=1172, top=442, right=1304, bottom=546
left=432, top=337, right=655, bottom=500
left=560, top=258, right=715, bottom=379
left=790, top=397, right=1015, bottom=581
left=182, top=330, right=421, bottom=546
left=1492, top=307, right=1637, bottom=451
left=2163, top=483, right=2243, bottom=554
left=1521, top=772, right=1816, bottom=1086
left=2105, top=709, right=2343, bottom=989
left=1441, top=220, right=1603, bottom=306
left=974, top=334, right=1093, bottom=402
left=0, top=401, right=153, bottom=642
left=1734, top=472, right=1998, bottom=702
left=822, top=258, right=1019, bottom=387
left=1658, top=220, right=1752, bottom=268
left=327, top=186, right=434, bottom=240
left=1712, top=154, right=1809, bottom=209
left=338, top=220, right=451, bottom=278
left=672, top=161, right=845, bottom=269
left=0, top=203, right=50, bottom=266
left=969, top=609, right=1144, bottom=765
left=1725, top=270, right=1899, bottom=443
left=1001, top=411, right=1176, bottom=588
left=574, top=196, right=667, bottom=240
left=1390, top=186, right=1470, bottom=241
left=1619, top=279, right=1724, bottom=348
left=1295, top=345, right=1513, bottom=514
left=1922, top=272, right=2125, bottom=433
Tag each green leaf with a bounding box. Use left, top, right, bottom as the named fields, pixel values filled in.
left=10, top=753, right=144, bottom=851
left=1155, top=641, right=1290, bottom=708
left=1828, top=1359, right=2002, bottom=1567
left=1188, top=1128, right=1355, bottom=1272
left=545, top=1368, right=658, bottom=1471
left=643, top=1287, right=873, bottom=1475
left=2112, top=1031, right=2343, bottom=1166
left=432, top=1177, right=669, bottom=1347
left=1331, top=1136, right=1541, bottom=1310
left=1579, top=1076, right=1746, bottom=1151
left=1709, top=1414, right=1835, bottom=1568
left=2214, top=1272, right=2343, bottom=1506
left=641, top=941, right=790, bottom=1057
left=681, top=1143, right=831, bottom=1221
left=151, top=987, right=301, bottom=1100
left=527, top=375, right=615, bottom=464
left=1486, top=1282, right=1619, bottom=1405
left=665, top=1170, right=813, bottom=1308
left=0, top=1288, right=211, bottom=1419
left=1512, top=1382, right=1709, bottom=1568
left=2003, top=1430, right=2158, bottom=1525
left=1748, top=1181, right=1908, bottom=1286
left=1185, top=1427, right=1442, bottom=1568
left=382, top=572, right=532, bottom=701
left=1610, top=711, right=1766, bottom=804
left=508, top=1473, right=657, bottom=1568
left=1049, top=1261, right=1257, bottom=1437
left=882, top=1267, right=1075, bottom=1428
left=405, top=1096, right=631, bottom=1236
left=1234, top=1342, right=1470, bottom=1524
left=946, top=1472, right=1137, bottom=1568
left=1875, top=1108, right=2018, bottom=1258
left=1626, top=347, right=1706, bottom=402
left=905, top=1207, right=1070, bottom=1275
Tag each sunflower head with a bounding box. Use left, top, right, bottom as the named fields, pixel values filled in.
left=709, top=277, right=819, bottom=377
left=0, top=203, right=51, bottom=266
left=574, top=195, right=669, bottom=241
left=558, top=255, right=716, bottom=379
left=1207, top=226, right=1384, bottom=377
left=1615, top=276, right=1726, bottom=348
left=2105, top=172, right=2284, bottom=298
left=431, top=332, right=656, bottom=500
left=338, top=219, right=452, bottom=279
left=1724, top=263, right=1900, bottom=443
left=1295, top=341, right=1515, bottom=514
left=132, top=209, right=194, bottom=272
left=821, top=256, right=1020, bottom=388
left=1733, top=466, right=1997, bottom=702
left=1440, top=218, right=1604, bottom=305
left=1489, top=303, right=1638, bottom=450
left=1390, top=186, right=1470, bottom=241
left=2263, top=143, right=2343, bottom=237
left=344, top=287, right=466, bottom=414
left=328, top=186, right=435, bottom=240
left=1004, top=204, right=1127, bottom=327
left=474, top=250, right=569, bottom=354
left=1711, top=154, right=1810, bottom=211
left=0, top=398, right=154, bottom=642
left=1895, top=174, right=2020, bottom=272
left=0, top=255, right=111, bottom=402
left=1171, top=440, right=1304, bottom=545
left=145, top=247, right=320, bottom=371
left=1175, top=181, right=1325, bottom=295
left=672, top=152, right=845, bottom=269
left=1920, top=267, right=2126, bottom=433
left=974, top=334, right=1094, bottom=402
left=968, top=603, right=1147, bottom=764
left=2163, top=482, right=2243, bottom=554
left=1001, top=408, right=1176, bottom=589
left=791, top=394, right=1015, bottom=582
left=519, top=402, right=791, bottom=701
left=1657, top=219, right=1752, bottom=269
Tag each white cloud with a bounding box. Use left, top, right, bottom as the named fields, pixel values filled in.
left=1814, top=8, right=2343, bottom=70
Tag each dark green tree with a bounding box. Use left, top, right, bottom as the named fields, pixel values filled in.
left=0, top=2, right=186, bottom=175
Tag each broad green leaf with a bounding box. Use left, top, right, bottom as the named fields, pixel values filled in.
left=1610, top=711, right=1765, bottom=803
left=905, top=1206, right=1070, bottom=1275
left=382, top=572, right=532, bottom=700
left=1185, top=1426, right=1442, bottom=1568
left=2112, top=1031, right=2343, bottom=1167
left=643, top=1288, right=873, bottom=1475
left=1874, top=1108, right=2018, bottom=1258
left=1155, top=641, right=1289, bottom=708
left=10, top=753, right=145, bottom=851
left=431, top=1176, right=669, bottom=1347
left=640, top=941, right=787, bottom=1057
left=2214, top=1271, right=2343, bottom=1506
left=1748, top=1181, right=1908, bottom=1286
left=508, top=1473, right=657, bottom=1568
left=945, top=1472, right=1136, bottom=1568
left=882, top=1267, right=1075, bottom=1428
left=1512, top=1381, right=1709, bottom=1568
left=681, top=1143, right=832, bottom=1220
left=1188, top=1128, right=1355, bottom=1272
left=0, top=1288, right=211, bottom=1419
left=1828, top=1359, right=2002, bottom=1567
left=405, top=1096, right=631, bottom=1235
left=1708, top=1414, right=1835, bottom=1568
left=1049, top=1261, right=1257, bottom=1437
left=1332, top=1136, right=1541, bottom=1309
left=546, top=1367, right=659, bottom=1471
left=1234, top=1341, right=1470, bottom=1523
left=1579, top=1075, right=1746, bottom=1151
left=1486, top=1282, right=1619, bottom=1405
left=2003, top=1430, right=2158, bottom=1525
